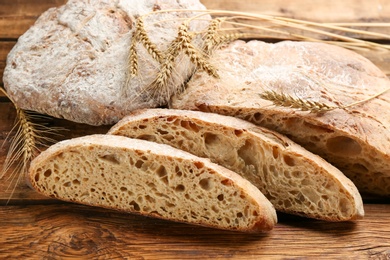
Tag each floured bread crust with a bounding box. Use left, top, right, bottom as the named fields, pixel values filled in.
left=171, top=40, right=390, bottom=196
left=4, top=0, right=209, bottom=125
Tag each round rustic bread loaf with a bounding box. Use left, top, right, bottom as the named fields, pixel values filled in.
left=171, top=40, right=390, bottom=196
left=3, top=0, right=209, bottom=125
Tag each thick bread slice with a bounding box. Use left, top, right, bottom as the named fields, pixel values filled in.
left=108, top=109, right=364, bottom=221
left=171, top=40, right=390, bottom=196
left=28, top=134, right=277, bottom=232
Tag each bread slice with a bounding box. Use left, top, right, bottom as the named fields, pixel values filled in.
left=108, top=108, right=364, bottom=221
left=28, top=134, right=277, bottom=232
left=170, top=40, right=390, bottom=196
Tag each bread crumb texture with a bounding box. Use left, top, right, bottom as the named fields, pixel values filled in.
left=243, top=112, right=390, bottom=197
left=109, top=109, right=364, bottom=221
left=29, top=135, right=276, bottom=232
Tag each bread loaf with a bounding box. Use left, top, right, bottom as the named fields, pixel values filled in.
left=28, top=134, right=277, bottom=232
left=3, top=0, right=209, bottom=125
left=108, top=108, right=364, bottom=221
left=171, top=40, right=390, bottom=196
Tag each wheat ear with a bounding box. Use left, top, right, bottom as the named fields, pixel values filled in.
left=135, top=17, right=164, bottom=63
left=1, top=88, right=63, bottom=204
left=203, top=18, right=225, bottom=54
left=147, top=33, right=184, bottom=105
left=203, top=18, right=252, bottom=53
left=259, top=90, right=336, bottom=113
left=139, top=21, right=220, bottom=105
left=177, top=23, right=219, bottom=78
left=0, top=106, right=38, bottom=205
left=128, top=34, right=138, bottom=79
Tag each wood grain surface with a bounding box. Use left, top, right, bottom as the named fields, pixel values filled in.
left=1, top=1, right=390, bottom=259
left=0, top=204, right=389, bottom=259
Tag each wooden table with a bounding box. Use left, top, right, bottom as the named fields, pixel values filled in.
left=1, top=1, right=390, bottom=259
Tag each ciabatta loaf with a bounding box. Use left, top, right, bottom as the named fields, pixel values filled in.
left=28, top=135, right=277, bottom=232
left=171, top=40, right=390, bottom=196
left=108, top=109, right=364, bottom=221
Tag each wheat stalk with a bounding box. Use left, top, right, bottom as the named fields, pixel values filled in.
left=144, top=9, right=390, bottom=51
left=340, top=86, right=390, bottom=109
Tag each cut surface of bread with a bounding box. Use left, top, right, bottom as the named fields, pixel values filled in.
left=170, top=40, right=390, bottom=196
left=28, top=134, right=277, bottom=232
left=108, top=109, right=364, bottom=221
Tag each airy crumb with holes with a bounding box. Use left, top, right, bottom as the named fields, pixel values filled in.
left=108, top=108, right=364, bottom=221
left=28, top=134, right=277, bottom=232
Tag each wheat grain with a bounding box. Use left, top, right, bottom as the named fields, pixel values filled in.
left=203, top=18, right=251, bottom=54
left=18, top=109, right=36, bottom=163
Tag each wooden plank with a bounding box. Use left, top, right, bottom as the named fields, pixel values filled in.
left=0, top=0, right=65, bottom=39
left=0, top=203, right=389, bottom=259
